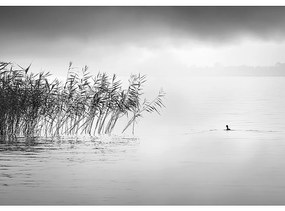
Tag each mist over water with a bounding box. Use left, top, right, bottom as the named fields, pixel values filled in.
left=1, top=76, right=285, bottom=205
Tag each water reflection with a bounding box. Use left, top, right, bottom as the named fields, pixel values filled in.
left=0, top=136, right=140, bottom=204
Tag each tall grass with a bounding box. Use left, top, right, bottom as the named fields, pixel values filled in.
left=0, top=62, right=165, bottom=141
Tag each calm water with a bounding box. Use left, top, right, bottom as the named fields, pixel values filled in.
left=1, top=77, right=285, bottom=205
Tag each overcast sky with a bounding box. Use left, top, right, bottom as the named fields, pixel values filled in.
left=1, top=6, right=285, bottom=78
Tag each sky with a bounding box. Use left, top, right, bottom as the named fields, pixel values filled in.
left=1, top=6, right=285, bottom=78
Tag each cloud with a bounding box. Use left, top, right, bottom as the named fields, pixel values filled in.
left=1, top=6, right=285, bottom=74
left=1, top=6, right=285, bottom=46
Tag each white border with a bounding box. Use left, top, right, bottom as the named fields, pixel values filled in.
left=1, top=1, right=285, bottom=210
left=2, top=205, right=285, bottom=211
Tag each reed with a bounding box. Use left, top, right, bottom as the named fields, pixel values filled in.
left=0, top=62, right=165, bottom=141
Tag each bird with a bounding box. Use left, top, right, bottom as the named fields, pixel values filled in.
left=226, top=125, right=231, bottom=130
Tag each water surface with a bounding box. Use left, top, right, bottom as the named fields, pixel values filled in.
left=1, top=77, right=285, bottom=205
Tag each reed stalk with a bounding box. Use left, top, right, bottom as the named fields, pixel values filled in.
left=0, top=62, right=165, bottom=142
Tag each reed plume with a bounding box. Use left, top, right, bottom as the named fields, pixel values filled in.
left=0, top=62, right=165, bottom=142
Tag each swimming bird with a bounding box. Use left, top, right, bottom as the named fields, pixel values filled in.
left=226, top=125, right=231, bottom=130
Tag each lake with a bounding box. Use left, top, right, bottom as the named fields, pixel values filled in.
left=1, top=76, right=285, bottom=205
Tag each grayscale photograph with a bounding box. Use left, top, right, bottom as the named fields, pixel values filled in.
left=1, top=5, right=285, bottom=205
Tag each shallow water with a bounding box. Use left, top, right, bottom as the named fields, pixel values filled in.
left=1, top=77, right=285, bottom=205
